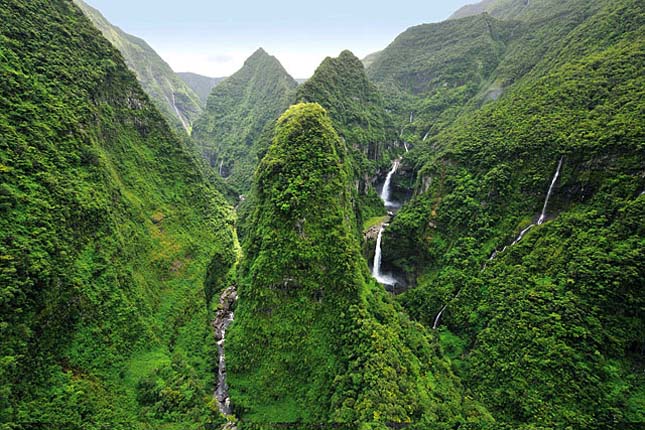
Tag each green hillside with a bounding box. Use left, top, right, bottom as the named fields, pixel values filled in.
left=73, top=0, right=203, bottom=134
left=0, top=1, right=236, bottom=428
left=226, top=103, right=490, bottom=428
left=376, top=0, right=644, bottom=426
left=1, top=0, right=643, bottom=429
left=192, top=48, right=298, bottom=194
left=178, top=72, right=226, bottom=107
left=296, top=50, right=397, bottom=222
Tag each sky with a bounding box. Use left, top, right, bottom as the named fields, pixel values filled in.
left=85, top=0, right=476, bottom=78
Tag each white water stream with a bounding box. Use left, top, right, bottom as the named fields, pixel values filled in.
left=213, top=286, right=237, bottom=416
left=434, top=157, right=564, bottom=329
left=170, top=92, right=190, bottom=132
left=380, top=158, right=401, bottom=209
left=372, top=158, right=403, bottom=286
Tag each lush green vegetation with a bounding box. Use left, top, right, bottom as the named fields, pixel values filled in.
left=192, top=48, right=298, bottom=194
left=227, top=103, right=490, bottom=428
left=297, top=50, right=398, bottom=230
left=178, top=72, right=225, bottom=107
left=0, top=1, right=236, bottom=428
left=2, top=0, right=643, bottom=428
left=377, top=0, right=644, bottom=427
left=73, top=0, right=203, bottom=134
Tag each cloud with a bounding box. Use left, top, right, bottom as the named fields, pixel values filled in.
left=207, top=54, right=234, bottom=63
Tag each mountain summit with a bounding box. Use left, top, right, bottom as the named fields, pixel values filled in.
left=192, top=48, right=298, bottom=192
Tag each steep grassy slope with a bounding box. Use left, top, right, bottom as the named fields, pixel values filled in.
left=450, top=0, right=594, bottom=21
left=367, top=13, right=516, bottom=142
left=192, top=48, right=298, bottom=194
left=178, top=72, right=225, bottom=106
left=73, top=0, right=203, bottom=134
left=367, top=0, right=608, bottom=145
left=226, top=103, right=491, bottom=429
left=0, top=1, right=237, bottom=428
left=380, top=0, right=644, bottom=427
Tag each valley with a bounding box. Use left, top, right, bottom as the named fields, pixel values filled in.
left=1, top=0, right=643, bottom=429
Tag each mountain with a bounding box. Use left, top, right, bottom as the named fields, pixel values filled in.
left=73, top=0, right=203, bottom=134
left=450, top=0, right=586, bottom=21
left=361, top=50, right=382, bottom=68
left=367, top=13, right=515, bottom=142
left=367, top=0, right=609, bottom=143
left=374, top=0, right=644, bottom=426
left=297, top=50, right=395, bottom=163
left=177, top=72, right=225, bottom=106
left=0, top=1, right=236, bottom=427
left=192, top=48, right=298, bottom=193
left=296, top=50, right=397, bottom=223
left=226, top=103, right=490, bottom=426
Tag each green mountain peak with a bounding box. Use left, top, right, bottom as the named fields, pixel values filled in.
left=192, top=48, right=298, bottom=193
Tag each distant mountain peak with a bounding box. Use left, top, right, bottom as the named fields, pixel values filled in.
left=246, top=47, right=273, bottom=64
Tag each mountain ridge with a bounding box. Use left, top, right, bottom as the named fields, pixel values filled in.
left=73, top=0, right=203, bottom=134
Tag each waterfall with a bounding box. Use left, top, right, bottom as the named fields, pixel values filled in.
left=537, top=157, right=563, bottom=225
left=213, top=286, right=237, bottom=416
left=436, top=158, right=564, bottom=329
left=170, top=92, right=190, bottom=132
left=372, top=226, right=384, bottom=279
left=380, top=158, right=400, bottom=208
left=422, top=131, right=430, bottom=141
left=432, top=304, right=447, bottom=330
left=403, top=142, right=409, bottom=153
left=372, top=158, right=404, bottom=286
left=219, top=159, right=224, bottom=177
left=372, top=225, right=397, bottom=286
left=409, top=112, right=414, bottom=123
left=511, top=224, right=535, bottom=246
left=494, top=157, right=564, bottom=253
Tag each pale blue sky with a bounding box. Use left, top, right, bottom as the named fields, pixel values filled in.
left=85, top=0, right=476, bottom=78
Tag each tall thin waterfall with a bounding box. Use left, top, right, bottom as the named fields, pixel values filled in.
left=170, top=92, right=190, bottom=132
left=372, top=158, right=403, bottom=286
left=380, top=159, right=400, bottom=208
left=372, top=226, right=397, bottom=285
left=218, top=159, right=224, bottom=177
left=538, top=157, right=563, bottom=225
left=434, top=157, right=564, bottom=329
left=372, top=227, right=383, bottom=278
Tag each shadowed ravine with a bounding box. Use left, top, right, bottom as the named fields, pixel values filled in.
left=213, top=286, right=237, bottom=417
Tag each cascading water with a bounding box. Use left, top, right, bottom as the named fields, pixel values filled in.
left=422, top=131, right=430, bottom=141
left=434, top=157, right=564, bottom=329
left=372, top=226, right=397, bottom=286
left=219, top=159, right=224, bottom=177
left=380, top=158, right=401, bottom=209
left=371, top=158, right=403, bottom=287
left=170, top=92, right=190, bottom=132
left=213, top=286, right=237, bottom=416
left=537, top=157, right=563, bottom=225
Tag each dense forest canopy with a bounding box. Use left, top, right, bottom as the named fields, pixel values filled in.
left=1, top=0, right=643, bottom=429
